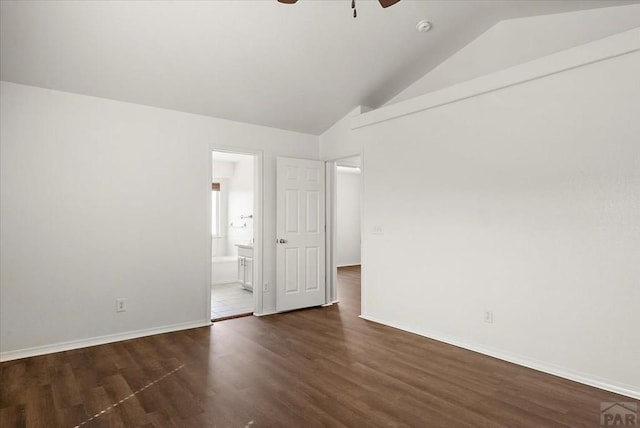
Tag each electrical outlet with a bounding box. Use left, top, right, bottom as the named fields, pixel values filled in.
left=116, top=298, right=127, bottom=312
left=484, top=310, right=493, bottom=324
left=263, top=282, right=269, bottom=292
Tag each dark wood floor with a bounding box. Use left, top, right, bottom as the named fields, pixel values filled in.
left=1, top=265, right=636, bottom=427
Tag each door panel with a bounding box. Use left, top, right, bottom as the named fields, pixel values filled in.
left=277, top=157, right=326, bottom=311
left=306, top=191, right=320, bottom=233
left=284, top=248, right=299, bottom=294
left=285, top=190, right=299, bottom=233
left=305, top=247, right=320, bottom=291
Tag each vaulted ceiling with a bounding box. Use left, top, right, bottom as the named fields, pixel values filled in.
left=1, top=1, right=635, bottom=135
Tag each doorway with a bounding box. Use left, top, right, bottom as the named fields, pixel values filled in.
left=210, top=150, right=261, bottom=321
left=326, top=155, right=362, bottom=309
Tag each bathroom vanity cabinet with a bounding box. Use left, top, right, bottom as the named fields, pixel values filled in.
left=236, top=244, right=253, bottom=291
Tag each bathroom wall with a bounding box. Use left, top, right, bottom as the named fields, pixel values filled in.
left=226, top=156, right=254, bottom=255
left=211, top=156, right=254, bottom=258
left=212, top=160, right=234, bottom=257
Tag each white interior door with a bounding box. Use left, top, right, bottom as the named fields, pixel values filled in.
left=276, top=157, right=326, bottom=312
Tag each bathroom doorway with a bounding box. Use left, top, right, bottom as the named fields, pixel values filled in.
left=210, top=150, right=260, bottom=321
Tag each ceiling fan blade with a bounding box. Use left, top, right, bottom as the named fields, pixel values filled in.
left=277, top=0, right=298, bottom=3
left=378, top=0, right=400, bottom=8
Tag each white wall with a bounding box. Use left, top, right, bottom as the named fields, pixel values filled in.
left=336, top=167, right=361, bottom=267
left=387, top=4, right=640, bottom=106
left=320, top=105, right=369, bottom=161
left=355, top=45, right=640, bottom=397
left=0, top=82, right=319, bottom=358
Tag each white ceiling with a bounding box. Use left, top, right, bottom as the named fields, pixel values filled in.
left=1, top=0, right=636, bottom=135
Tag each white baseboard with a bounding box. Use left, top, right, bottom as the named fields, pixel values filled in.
left=0, top=319, right=212, bottom=362
left=211, top=280, right=242, bottom=286
left=254, top=309, right=278, bottom=317
left=359, top=313, right=639, bottom=400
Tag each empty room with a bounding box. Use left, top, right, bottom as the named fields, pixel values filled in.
left=1, top=1, right=639, bottom=427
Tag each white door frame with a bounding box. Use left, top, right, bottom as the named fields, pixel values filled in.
left=324, top=154, right=363, bottom=309
left=209, top=147, right=264, bottom=317
left=325, top=161, right=338, bottom=305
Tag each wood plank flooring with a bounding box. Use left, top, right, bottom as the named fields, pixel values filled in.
left=1, top=266, right=636, bottom=427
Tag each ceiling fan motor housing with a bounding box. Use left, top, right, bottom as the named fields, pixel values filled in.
left=277, top=0, right=402, bottom=16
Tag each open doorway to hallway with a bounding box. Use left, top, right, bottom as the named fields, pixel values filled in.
left=210, top=150, right=256, bottom=321
left=336, top=265, right=361, bottom=314
left=331, top=155, right=362, bottom=308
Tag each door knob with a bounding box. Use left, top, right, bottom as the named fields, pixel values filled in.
left=278, top=238, right=288, bottom=244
